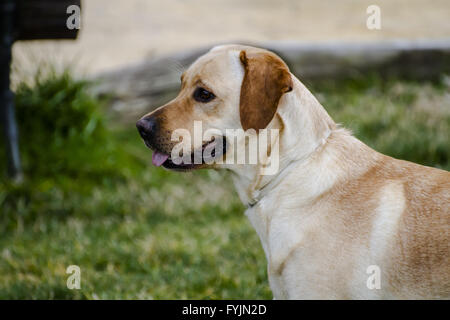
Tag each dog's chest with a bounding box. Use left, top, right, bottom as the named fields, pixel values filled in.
left=245, top=195, right=372, bottom=299
left=245, top=197, right=328, bottom=297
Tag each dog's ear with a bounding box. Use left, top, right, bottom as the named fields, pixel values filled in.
left=239, top=50, right=293, bottom=131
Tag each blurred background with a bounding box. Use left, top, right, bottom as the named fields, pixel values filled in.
left=0, top=0, right=449, bottom=299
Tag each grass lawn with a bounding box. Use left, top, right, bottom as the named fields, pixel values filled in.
left=0, top=72, right=448, bottom=299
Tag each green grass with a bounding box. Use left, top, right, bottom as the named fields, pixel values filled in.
left=0, top=72, right=448, bottom=299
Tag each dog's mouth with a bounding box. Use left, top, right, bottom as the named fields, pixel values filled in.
left=147, top=136, right=227, bottom=171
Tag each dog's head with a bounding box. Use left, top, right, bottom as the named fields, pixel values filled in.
left=136, top=45, right=292, bottom=171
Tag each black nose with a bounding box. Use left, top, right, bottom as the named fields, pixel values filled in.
left=136, top=117, right=157, bottom=140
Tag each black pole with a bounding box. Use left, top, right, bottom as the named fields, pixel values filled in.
left=0, top=0, right=22, bottom=181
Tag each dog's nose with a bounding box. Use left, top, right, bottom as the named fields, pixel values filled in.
left=136, top=117, right=157, bottom=140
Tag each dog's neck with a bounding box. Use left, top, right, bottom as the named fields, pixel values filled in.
left=230, top=77, right=337, bottom=207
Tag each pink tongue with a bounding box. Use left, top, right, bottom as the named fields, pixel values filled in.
left=152, top=151, right=169, bottom=167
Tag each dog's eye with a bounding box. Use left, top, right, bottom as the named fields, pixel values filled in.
left=193, top=87, right=215, bottom=103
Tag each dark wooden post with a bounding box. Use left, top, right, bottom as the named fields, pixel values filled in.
left=0, top=0, right=80, bottom=180
left=0, top=0, right=21, bottom=180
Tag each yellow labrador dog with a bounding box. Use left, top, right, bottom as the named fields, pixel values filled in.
left=137, top=45, right=449, bottom=299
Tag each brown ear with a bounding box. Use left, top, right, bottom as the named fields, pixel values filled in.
left=239, top=50, right=293, bottom=131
